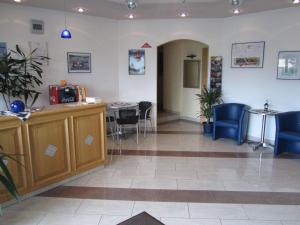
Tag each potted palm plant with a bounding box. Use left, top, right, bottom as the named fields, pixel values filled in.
left=0, top=45, right=49, bottom=110
left=196, top=87, right=222, bottom=134
left=0, top=145, right=21, bottom=215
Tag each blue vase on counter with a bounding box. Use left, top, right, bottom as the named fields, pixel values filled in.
left=10, top=100, right=25, bottom=113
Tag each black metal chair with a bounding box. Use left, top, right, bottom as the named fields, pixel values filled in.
left=106, top=115, right=116, bottom=140
left=116, top=109, right=139, bottom=145
left=138, top=101, right=153, bottom=137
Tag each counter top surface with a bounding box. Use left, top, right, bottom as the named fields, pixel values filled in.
left=0, top=102, right=107, bottom=122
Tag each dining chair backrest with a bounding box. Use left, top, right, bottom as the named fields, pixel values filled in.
left=139, top=101, right=152, bottom=118
left=118, top=109, right=139, bottom=125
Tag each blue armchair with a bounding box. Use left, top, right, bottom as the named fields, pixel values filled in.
left=213, top=103, right=249, bottom=145
left=274, top=111, right=300, bottom=155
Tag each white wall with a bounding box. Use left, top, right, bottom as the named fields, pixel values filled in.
left=163, top=40, right=207, bottom=120
left=0, top=3, right=119, bottom=110
left=117, top=7, right=300, bottom=141
left=221, top=7, right=300, bottom=141
left=118, top=18, right=222, bottom=127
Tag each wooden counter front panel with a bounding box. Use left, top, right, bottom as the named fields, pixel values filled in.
left=73, top=111, right=105, bottom=171
left=26, top=116, right=72, bottom=188
left=0, top=121, right=27, bottom=202
left=0, top=103, right=107, bottom=202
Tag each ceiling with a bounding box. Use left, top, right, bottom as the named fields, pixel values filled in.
left=0, top=0, right=298, bottom=20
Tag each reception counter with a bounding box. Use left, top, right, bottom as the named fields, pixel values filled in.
left=0, top=103, right=107, bottom=203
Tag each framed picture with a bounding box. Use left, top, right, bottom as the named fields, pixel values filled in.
left=210, top=56, right=223, bottom=92
left=231, top=41, right=265, bottom=68
left=67, top=52, right=91, bottom=73
left=277, top=51, right=300, bottom=80
left=0, top=42, right=7, bottom=58
left=129, top=49, right=145, bottom=75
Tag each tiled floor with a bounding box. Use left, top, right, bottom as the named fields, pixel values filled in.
left=2, top=120, right=300, bottom=225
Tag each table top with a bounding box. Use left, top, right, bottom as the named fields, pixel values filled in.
left=248, top=108, right=280, bottom=116
left=108, top=102, right=138, bottom=109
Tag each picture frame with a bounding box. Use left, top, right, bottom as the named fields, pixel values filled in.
left=0, top=42, right=7, bottom=58
left=129, top=49, right=145, bottom=75
left=67, top=52, right=91, bottom=73
left=277, top=51, right=300, bottom=80
left=210, top=56, right=223, bottom=92
left=231, top=41, right=265, bottom=68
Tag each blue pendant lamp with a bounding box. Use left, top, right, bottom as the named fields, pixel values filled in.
left=61, top=0, right=72, bottom=39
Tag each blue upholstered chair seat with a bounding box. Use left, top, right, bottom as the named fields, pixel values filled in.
left=212, top=103, right=249, bottom=145
left=215, top=120, right=239, bottom=129
left=278, top=131, right=300, bottom=141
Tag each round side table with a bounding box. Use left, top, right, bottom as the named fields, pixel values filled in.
left=248, top=109, right=279, bottom=151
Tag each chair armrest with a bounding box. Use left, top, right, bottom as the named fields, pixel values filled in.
left=239, top=106, right=250, bottom=129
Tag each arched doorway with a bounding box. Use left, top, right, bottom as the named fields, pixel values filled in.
left=156, top=39, right=209, bottom=125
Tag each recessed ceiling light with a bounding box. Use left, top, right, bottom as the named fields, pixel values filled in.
left=293, top=0, right=300, bottom=4
left=179, top=12, right=187, bottom=18
left=14, top=0, right=22, bottom=3
left=233, top=9, right=240, bottom=14
left=128, top=14, right=135, bottom=19
left=76, top=7, right=87, bottom=13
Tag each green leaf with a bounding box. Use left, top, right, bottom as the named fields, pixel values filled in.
left=0, top=175, right=19, bottom=200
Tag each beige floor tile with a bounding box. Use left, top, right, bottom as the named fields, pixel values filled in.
left=221, top=220, right=282, bottom=225
left=223, top=180, right=272, bottom=192
left=98, top=215, right=131, bottom=225
left=282, top=221, right=300, bottom=225
left=0, top=210, right=46, bottom=225
left=38, top=213, right=101, bottom=225
left=131, top=177, right=177, bottom=189
left=7, top=197, right=82, bottom=214
left=156, top=168, right=198, bottom=179
left=161, top=218, right=221, bottom=225
left=243, top=205, right=300, bottom=220
left=86, top=177, right=133, bottom=188
left=177, top=179, right=225, bottom=191
left=189, top=203, right=248, bottom=219
left=132, top=201, right=189, bottom=218
left=76, top=199, right=134, bottom=216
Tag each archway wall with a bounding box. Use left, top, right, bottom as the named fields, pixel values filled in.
left=162, top=40, right=208, bottom=121
left=117, top=18, right=222, bottom=128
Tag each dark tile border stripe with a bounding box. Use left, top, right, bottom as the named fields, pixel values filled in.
left=39, top=186, right=300, bottom=205
left=154, top=131, right=201, bottom=135
left=107, top=149, right=300, bottom=159
left=108, top=149, right=273, bottom=158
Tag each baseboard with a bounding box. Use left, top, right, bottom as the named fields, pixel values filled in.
left=180, top=116, right=200, bottom=123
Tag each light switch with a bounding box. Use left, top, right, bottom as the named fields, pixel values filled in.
left=85, top=135, right=94, bottom=146
left=45, top=145, right=57, bottom=157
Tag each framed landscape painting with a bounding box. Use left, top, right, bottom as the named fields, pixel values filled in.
left=129, top=49, right=145, bottom=75
left=231, top=41, right=265, bottom=68
left=277, top=51, right=300, bottom=80
left=67, top=52, right=91, bottom=73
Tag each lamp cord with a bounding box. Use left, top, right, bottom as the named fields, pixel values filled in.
left=64, top=0, right=67, bottom=28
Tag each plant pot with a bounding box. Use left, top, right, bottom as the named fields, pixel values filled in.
left=203, top=122, right=213, bottom=135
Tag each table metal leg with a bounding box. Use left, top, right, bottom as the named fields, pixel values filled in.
left=249, top=114, right=274, bottom=151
